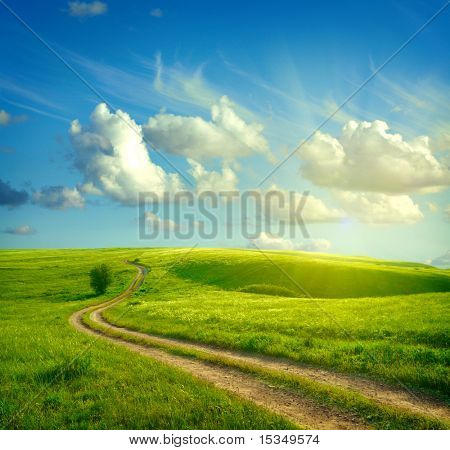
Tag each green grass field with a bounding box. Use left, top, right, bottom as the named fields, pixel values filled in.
left=0, top=249, right=293, bottom=429
left=1, top=247, right=449, bottom=430
left=104, top=248, right=450, bottom=401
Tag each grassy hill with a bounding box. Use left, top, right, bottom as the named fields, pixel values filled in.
left=104, top=248, right=450, bottom=401
left=1, top=247, right=449, bottom=429
left=0, top=249, right=292, bottom=429
left=171, top=248, right=450, bottom=298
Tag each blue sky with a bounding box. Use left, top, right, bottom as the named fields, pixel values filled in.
left=0, top=0, right=449, bottom=265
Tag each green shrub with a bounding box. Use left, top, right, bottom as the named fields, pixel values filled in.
left=89, top=264, right=112, bottom=295
left=238, top=283, right=299, bottom=297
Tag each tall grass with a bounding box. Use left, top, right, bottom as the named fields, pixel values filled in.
left=0, top=249, right=293, bottom=430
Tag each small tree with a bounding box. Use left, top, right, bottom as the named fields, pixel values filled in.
left=89, top=264, right=112, bottom=295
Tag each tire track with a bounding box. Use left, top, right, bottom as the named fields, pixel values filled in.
left=70, top=262, right=449, bottom=428
left=70, top=262, right=365, bottom=429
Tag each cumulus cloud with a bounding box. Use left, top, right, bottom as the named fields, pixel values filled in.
left=251, top=232, right=331, bottom=252
left=0, top=179, right=29, bottom=208
left=70, top=103, right=183, bottom=205
left=3, top=225, right=35, bottom=235
left=298, top=238, right=332, bottom=252
left=262, top=186, right=422, bottom=225
left=68, top=1, right=107, bottom=17
left=188, top=158, right=238, bottom=192
left=334, top=191, right=423, bottom=224
left=78, top=181, right=103, bottom=196
left=143, top=96, right=274, bottom=163
left=264, top=185, right=345, bottom=224
left=299, top=120, right=449, bottom=194
left=150, top=8, right=163, bottom=18
left=33, top=186, right=85, bottom=210
left=251, top=232, right=295, bottom=251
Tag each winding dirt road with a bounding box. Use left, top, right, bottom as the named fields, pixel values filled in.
left=70, top=262, right=449, bottom=429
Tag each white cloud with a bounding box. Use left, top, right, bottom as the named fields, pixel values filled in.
left=70, top=103, right=183, bottom=205
left=263, top=186, right=422, bottom=225
left=143, top=96, right=274, bottom=163
left=264, top=185, right=345, bottom=224
left=368, top=73, right=450, bottom=141
left=299, top=120, right=449, bottom=194
left=251, top=232, right=295, bottom=251
left=3, top=225, right=35, bottom=235
left=298, top=238, right=331, bottom=252
left=0, top=79, right=64, bottom=112
left=251, top=232, right=331, bottom=252
left=188, top=158, right=238, bottom=192
left=153, top=52, right=163, bottom=91
left=144, top=212, right=177, bottom=231
left=148, top=56, right=235, bottom=113
left=68, top=1, right=107, bottom=17
left=78, top=181, right=103, bottom=196
left=4, top=99, right=67, bottom=123
left=334, top=191, right=423, bottom=224
left=150, top=8, right=163, bottom=18
left=33, top=186, right=85, bottom=210
left=67, top=51, right=255, bottom=122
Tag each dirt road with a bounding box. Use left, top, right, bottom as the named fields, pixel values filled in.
left=70, top=262, right=449, bottom=429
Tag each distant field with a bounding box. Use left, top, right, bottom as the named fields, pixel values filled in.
left=172, top=249, right=450, bottom=298
left=0, top=249, right=293, bottom=430
left=105, top=248, right=450, bottom=401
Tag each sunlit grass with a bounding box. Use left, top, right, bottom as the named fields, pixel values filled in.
left=0, top=249, right=294, bottom=430
left=84, top=307, right=447, bottom=430
left=105, top=248, right=450, bottom=401
left=2, top=247, right=448, bottom=430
